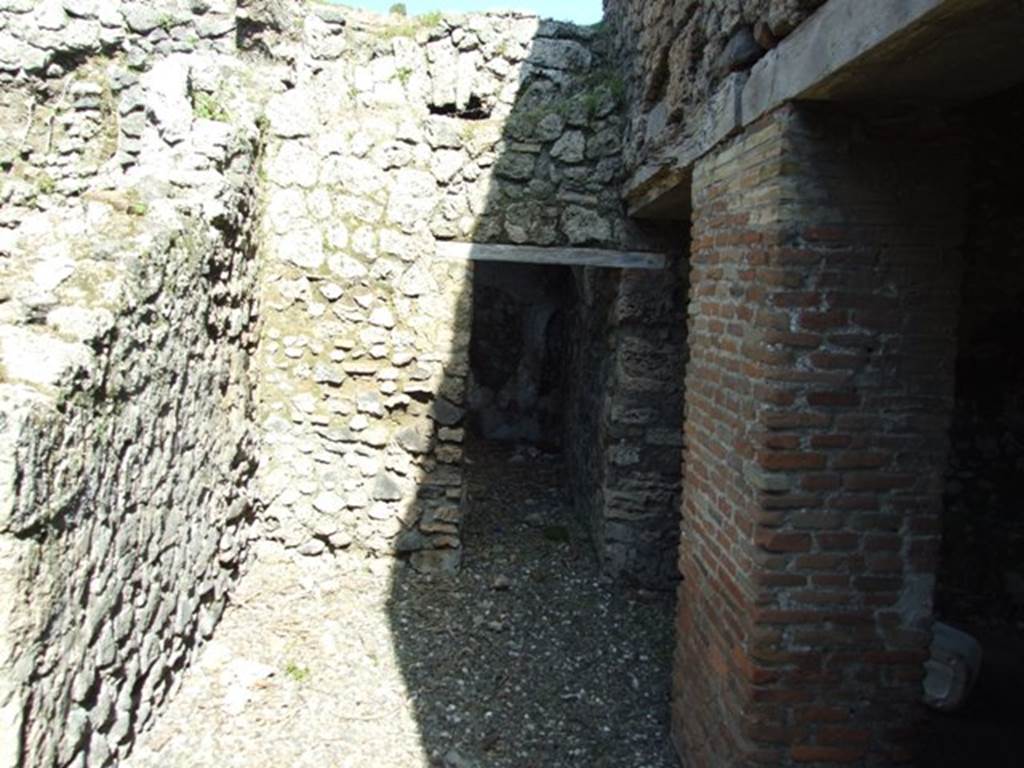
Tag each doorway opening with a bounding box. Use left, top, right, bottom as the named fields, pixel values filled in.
left=926, top=84, right=1024, bottom=767
left=467, top=261, right=572, bottom=453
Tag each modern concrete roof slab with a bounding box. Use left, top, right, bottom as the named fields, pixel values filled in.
left=625, top=0, right=1024, bottom=218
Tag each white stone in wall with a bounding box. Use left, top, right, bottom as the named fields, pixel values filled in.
left=33, top=0, right=66, bottom=31
left=319, top=282, right=343, bottom=302
left=275, top=229, right=324, bottom=271
left=312, top=491, right=345, bottom=516
left=431, top=148, right=466, bottom=184
left=304, top=14, right=345, bottom=60
left=334, top=193, right=383, bottom=223
left=321, top=155, right=385, bottom=197
left=265, top=189, right=306, bottom=235
left=561, top=205, right=612, bottom=245
left=527, top=38, right=592, bottom=71
left=59, top=17, right=101, bottom=52
left=0, top=326, right=91, bottom=387
left=268, top=143, right=318, bottom=188
left=425, top=117, right=462, bottom=149
left=0, top=32, right=47, bottom=71
left=386, top=169, right=437, bottom=231
left=46, top=306, right=115, bottom=342
left=305, top=188, right=333, bottom=221
left=266, top=89, right=316, bottom=138
left=397, top=261, right=437, bottom=298
left=352, top=226, right=377, bottom=259
left=141, top=55, right=193, bottom=146
left=456, top=48, right=482, bottom=110
left=427, top=38, right=458, bottom=108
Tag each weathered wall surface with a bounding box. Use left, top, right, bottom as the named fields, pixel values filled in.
left=602, top=0, right=826, bottom=176
left=0, top=4, right=264, bottom=766
left=0, top=1, right=693, bottom=764
left=252, top=7, right=675, bottom=575
left=564, top=261, right=687, bottom=588
left=677, top=104, right=965, bottom=766
left=0, top=0, right=241, bottom=205
left=940, top=85, right=1024, bottom=622
left=564, top=268, right=618, bottom=567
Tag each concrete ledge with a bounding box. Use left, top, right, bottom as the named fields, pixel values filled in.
left=625, top=0, right=1023, bottom=217
left=436, top=241, right=667, bottom=270
left=741, top=0, right=948, bottom=125
left=626, top=72, right=746, bottom=219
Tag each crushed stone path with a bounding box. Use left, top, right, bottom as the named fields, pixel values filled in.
left=125, top=445, right=678, bottom=768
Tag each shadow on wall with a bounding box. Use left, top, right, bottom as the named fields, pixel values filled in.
left=467, top=261, right=572, bottom=449
left=379, top=12, right=688, bottom=768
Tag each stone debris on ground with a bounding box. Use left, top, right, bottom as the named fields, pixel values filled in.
left=124, top=445, right=677, bottom=768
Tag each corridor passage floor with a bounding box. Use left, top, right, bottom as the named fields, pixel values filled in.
left=124, top=445, right=678, bottom=768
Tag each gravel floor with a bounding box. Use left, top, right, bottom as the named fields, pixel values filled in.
left=125, top=444, right=678, bottom=768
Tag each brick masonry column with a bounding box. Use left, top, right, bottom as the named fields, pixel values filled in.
left=674, top=104, right=967, bottom=766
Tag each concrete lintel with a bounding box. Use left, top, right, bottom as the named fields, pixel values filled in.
left=624, top=73, right=745, bottom=219
left=627, top=166, right=692, bottom=220
left=436, top=241, right=667, bottom=270
left=626, top=0, right=1017, bottom=217
left=741, top=0, right=949, bottom=124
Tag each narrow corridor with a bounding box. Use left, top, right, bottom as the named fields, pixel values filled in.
left=125, top=443, right=677, bottom=768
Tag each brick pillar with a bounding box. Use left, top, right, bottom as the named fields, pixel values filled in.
left=674, top=105, right=966, bottom=766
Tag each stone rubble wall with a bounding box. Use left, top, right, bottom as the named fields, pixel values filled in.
left=0, top=2, right=696, bottom=766
left=602, top=264, right=687, bottom=587
left=0, top=3, right=266, bottom=767
left=602, top=0, right=826, bottom=176
left=563, top=268, right=616, bottom=573
left=0, top=0, right=242, bottom=213
left=564, top=261, right=688, bottom=589
left=253, top=6, right=668, bottom=572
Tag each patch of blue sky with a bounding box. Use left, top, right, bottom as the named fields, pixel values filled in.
left=324, top=0, right=604, bottom=25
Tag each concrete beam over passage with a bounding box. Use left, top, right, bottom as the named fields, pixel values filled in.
left=742, top=0, right=1023, bottom=120
left=436, top=241, right=667, bottom=270
left=625, top=0, right=1024, bottom=218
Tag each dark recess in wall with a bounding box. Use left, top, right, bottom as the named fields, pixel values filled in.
left=467, top=262, right=572, bottom=449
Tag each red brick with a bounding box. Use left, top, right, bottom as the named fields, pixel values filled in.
left=799, top=309, right=848, bottom=331
left=757, top=452, right=827, bottom=471
left=677, top=103, right=958, bottom=768
left=819, top=726, right=872, bottom=746
left=807, top=390, right=860, bottom=407
left=795, top=706, right=850, bottom=724
left=755, top=530, right=812, bottom=553
left=810, top=434, right=853, bottom=449
left=800, top=473, right=841, bottom=492
left=833, top=451, right=890, bottom=470
left=809, top=352, right=869, bottom=370
left=842, top=473, right=915, bottom=491
left=791, top=745, right=867, bottom=763
left=817, top=532, right=861, bottom=552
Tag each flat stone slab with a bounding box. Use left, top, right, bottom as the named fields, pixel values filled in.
left=435, top=241, right=667, bottom=270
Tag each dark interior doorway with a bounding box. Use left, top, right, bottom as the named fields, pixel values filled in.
left=923, top=84, right=1024, bottom=768
left=467, top=261, right=573, bottom=451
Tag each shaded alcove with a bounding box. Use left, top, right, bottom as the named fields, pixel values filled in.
left=380, top=10, right=686, bottom=767
left=920, top=83, right=1024, bottom=768
left=466, top=261, right=573, bottom=450
left=386, top=255, right=682, bottom=768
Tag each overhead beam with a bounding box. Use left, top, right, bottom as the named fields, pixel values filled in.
left=435, top=241, right=667, bottom=270
left=627, top=166, right=693, bottom=220
left=741, top=0, right=1002, bottom=123
left=625, top=0, right=1023, bottom=218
